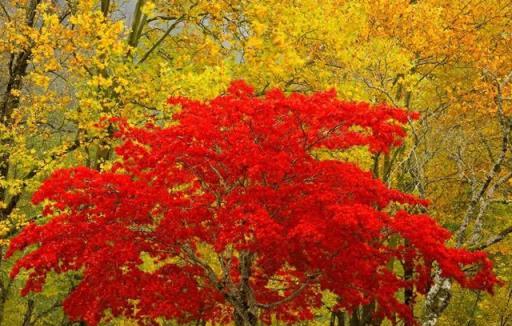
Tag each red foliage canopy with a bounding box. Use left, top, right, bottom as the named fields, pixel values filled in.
left=7, top=81, right=497, bottom=325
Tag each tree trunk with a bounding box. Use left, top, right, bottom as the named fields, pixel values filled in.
left=347, top=304, right=384, bottom=326
left=22, top=299, right=35, bottom=326
left=0, top=247, right=9, bottom=326
left=422, top=266, right=452, bottom=326
left=233, top=251, right=258, bottom=326
left=349, top=309, right=361, bottom=326
left=0, top=278, right=6, bottom=326
left=0, top=0, right=41, bottom=220
left=233, top=310, right=258, bottom=326
left=403, top=247, right=414, bottom=326
left=330, top=311, right=345, bottom=326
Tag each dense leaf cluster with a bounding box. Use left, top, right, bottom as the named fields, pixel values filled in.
left=7, top=82, right=497, bottom=325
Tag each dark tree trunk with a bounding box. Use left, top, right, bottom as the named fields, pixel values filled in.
left=0, top=0, right=42, bottom=221
left=348, top=304, right=384, bottom=326
left=233, top=251, right=258, bottom=326
left=233, top=309, right=258, bottom=326
left=330, top=310, right=346, bottom=326
left=22, top=299, right=35, bottom=326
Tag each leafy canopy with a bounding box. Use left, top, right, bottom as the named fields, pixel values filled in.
left=7, top=81, right=497, bottom=325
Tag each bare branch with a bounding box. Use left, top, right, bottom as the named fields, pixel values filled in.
left=137, top=15, right=185, bottom=64
left=472, top=225, right=512, bottom=251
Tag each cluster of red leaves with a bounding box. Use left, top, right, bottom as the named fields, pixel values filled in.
left=7, top=81, right=497, bottom=325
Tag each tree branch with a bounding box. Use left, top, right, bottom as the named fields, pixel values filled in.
left=137, top=15, right=185, bottom=64
left=256, top=273, right=319, bottom=309
left=472, top=225, right=512, bottom=251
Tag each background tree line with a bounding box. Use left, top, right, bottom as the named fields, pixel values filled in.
left=1, top=0, right=512, bottom=325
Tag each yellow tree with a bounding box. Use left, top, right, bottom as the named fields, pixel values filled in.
left=360, top=1, right=512, bottom=325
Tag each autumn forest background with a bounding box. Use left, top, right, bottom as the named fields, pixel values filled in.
left=1, top=0, right=512, bottom=325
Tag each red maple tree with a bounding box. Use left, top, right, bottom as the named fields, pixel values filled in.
left=7, top=81, right=497, bottom=325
